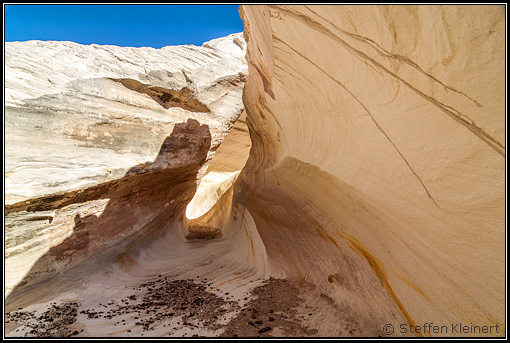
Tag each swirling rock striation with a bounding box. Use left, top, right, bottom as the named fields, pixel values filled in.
left=236, top=4, right=505, bottom=337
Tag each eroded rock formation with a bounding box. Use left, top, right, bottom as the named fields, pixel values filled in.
left=4, top=5, right=505, bottom=338
left=235, top=4, right=505, bottom=337
left=4, top=33, right=248, bottom=299
left=5, top=33, right=247, bottom=204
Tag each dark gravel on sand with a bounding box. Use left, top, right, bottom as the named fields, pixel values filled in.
left=220, top=277, right=318, bottom=337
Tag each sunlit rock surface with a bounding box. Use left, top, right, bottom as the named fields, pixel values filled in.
left=186, top=111, right=251, bottom=220
left=5, top=33, right=247, bottom=205
left=4, top=5, right=505, bottom=338
left=4, top=33, right=248, bottom=299
left=236, top=4, right=505, bottom=337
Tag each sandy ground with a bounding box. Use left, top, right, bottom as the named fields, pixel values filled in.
left=4, top=194, right=381, bottom=338
left=5, top=277, right=316, bottom=338
left=4, top=194, right=386, bottom=339
left=5, top=271, right=376, bottom=338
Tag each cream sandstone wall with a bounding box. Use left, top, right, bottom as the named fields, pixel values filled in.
left=237, top=5, right=505, bottom=337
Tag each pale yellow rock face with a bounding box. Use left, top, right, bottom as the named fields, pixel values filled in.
left=186, top=111, right=251, bottom=219
left=238, top=4, right=505, bottom=337
left=4, top=5, right=505, bottom=338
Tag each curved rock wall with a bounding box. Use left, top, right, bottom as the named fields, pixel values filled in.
left=237, top=4, right=505, bottom=337
left=4, top=34, right=248, bottom=299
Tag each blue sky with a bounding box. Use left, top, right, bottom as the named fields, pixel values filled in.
left=4, top=4, right=245, bottom=48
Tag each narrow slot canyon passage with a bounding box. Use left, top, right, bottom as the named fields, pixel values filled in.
left=4, top=5, right=505, bottom=338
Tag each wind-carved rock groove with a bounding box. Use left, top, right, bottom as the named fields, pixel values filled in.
left=109, top=78, right=210, bottom=113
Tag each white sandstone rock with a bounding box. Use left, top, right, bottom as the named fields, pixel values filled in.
left=5, top=34, right=248, bottom=204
